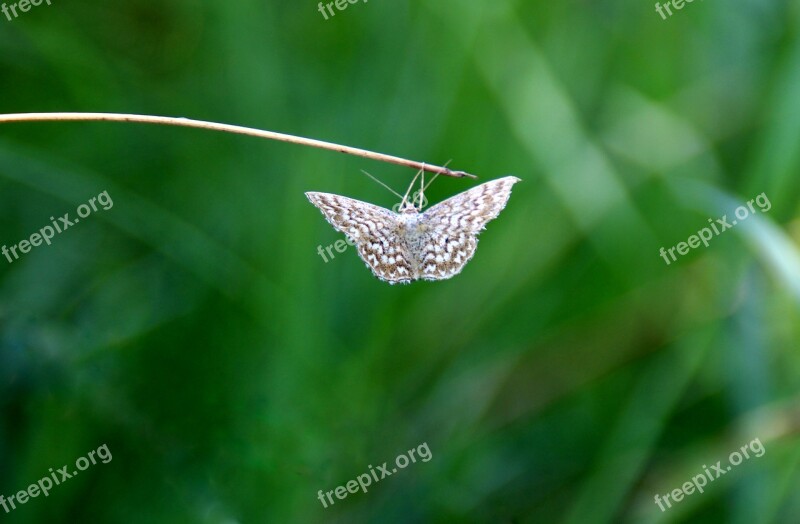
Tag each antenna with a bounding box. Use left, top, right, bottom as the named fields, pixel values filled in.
left=400, top=164, right=426, bottom=209
left=361, top=159, right=455, bottom=211
left=360, top=169, right=403, bottom=199
left=421, top=159, right=451, bottom=195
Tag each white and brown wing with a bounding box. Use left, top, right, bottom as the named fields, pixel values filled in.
left=305, top=192, right=415, bottom=284
left=415, top=176, right=520, bottom=281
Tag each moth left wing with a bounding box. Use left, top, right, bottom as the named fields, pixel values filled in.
left=305, top=192, right=415, bottom=284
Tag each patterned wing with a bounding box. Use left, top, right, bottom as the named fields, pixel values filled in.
left=415, top=176, right=520, bottom=281
left=305, top=192, right=415, bottom=284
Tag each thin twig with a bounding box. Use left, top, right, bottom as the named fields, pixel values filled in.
left=0, top=112, right=477, bottom=179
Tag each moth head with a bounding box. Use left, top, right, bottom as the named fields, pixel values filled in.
left=399, top=201, right=420, bottom=214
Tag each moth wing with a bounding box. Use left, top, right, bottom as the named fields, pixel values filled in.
left=306, top=192, right=415, bottom=284
left=415, top=176, right=520, bottom=281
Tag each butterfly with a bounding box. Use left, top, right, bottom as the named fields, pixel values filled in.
left=306, top=175, right=520, bottom=284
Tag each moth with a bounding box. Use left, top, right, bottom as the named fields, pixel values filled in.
left=306, top=174, right=520, bottom=284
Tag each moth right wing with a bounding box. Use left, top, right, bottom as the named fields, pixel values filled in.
left=415, top=176, right=520, bottom=281
left=422, top=176, right=520, bottom=234
left=305, top=192, right=415, bottom=284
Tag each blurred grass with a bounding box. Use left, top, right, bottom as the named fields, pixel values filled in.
left=1, top=0, right=799, bottom=523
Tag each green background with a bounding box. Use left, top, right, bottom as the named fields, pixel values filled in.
left=1, top=0, right=799, bottom=522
